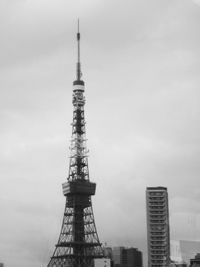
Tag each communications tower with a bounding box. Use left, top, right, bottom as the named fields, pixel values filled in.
left=47, top=23, right=104, bottom=267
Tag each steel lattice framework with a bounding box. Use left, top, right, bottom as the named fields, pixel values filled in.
left=47, top=23, right=104, bottom=267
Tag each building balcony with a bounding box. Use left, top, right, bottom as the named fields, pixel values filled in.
left=150, top=243, right=168, bottom=248
left=150, top=233, right=167, bottom=237
left=150, top=221, right=166, bottom=224
left=149, top=202, right=165, bottom=206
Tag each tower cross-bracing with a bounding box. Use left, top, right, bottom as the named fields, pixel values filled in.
left=47, top=23, right=104, bottom=267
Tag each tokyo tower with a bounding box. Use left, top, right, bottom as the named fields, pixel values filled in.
left=47, top=23, right=104, bottom=267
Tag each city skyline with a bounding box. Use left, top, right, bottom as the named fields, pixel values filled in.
left=0, top=0, right=200, bottom=267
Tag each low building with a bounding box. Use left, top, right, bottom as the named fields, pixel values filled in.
left=94, top=258, right=111, bottom=267
left=190, top=253, right=200, bottom=267
left=170, top=262, right=187, bottom=267
left=112, top=246, right=143, bottom=267
left=104, top=247, right=113, bottom=259
left=171, top=240, right=200, bottom=265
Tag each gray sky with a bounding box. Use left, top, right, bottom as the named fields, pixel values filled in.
left=0, top=0, right=200, bottom=266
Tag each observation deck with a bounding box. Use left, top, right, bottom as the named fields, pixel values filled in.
left=62, top=180, right=96, bottom=196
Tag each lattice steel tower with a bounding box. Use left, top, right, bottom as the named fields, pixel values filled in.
left=47, top=23, right=104, bottom=267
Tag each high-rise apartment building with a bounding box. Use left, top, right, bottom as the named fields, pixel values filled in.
left=146, top=187, right=170, bottom=267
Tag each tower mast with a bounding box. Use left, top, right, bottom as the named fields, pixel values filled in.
left=77, top=19, right=81, bottom=81
left=47, top=22, right=104, bottom=267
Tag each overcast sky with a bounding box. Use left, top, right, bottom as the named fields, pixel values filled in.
left=0, top=0, right=200, bottom=266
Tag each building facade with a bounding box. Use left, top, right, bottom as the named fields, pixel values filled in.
left=170, top=262, right=187, bottom=267
left=111, top=246, right=143, bottom=267
left=190, top=253, right=200, bottom=267
left=146, top=187, right=170, bottom=267
left=171, top=240, right=200, bottom=265
left=94, top=258, right=111, bottom=267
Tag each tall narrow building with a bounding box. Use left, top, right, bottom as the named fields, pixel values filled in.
left=146, top=187, right=170, bottom=267
left=47, top=23, right=104, bottom=267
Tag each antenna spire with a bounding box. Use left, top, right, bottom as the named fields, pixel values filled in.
left=73, top=20, right=85, bottom=91
left=77, top=19, right=81, bottom=80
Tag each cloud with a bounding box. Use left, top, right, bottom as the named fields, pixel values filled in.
left=192, top=0, right=200, bottom=6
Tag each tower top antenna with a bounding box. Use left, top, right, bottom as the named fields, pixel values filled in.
left=77, top=18, right=80, bottom=37
left=73, top=19, right=85, bottom=90
left=76, top=19, right=81, bottom=80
